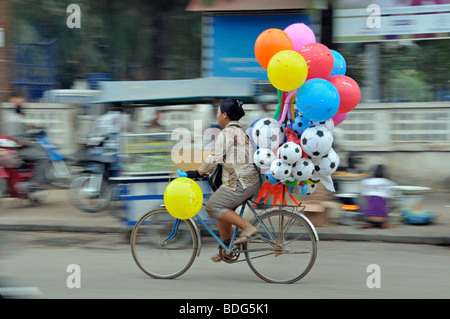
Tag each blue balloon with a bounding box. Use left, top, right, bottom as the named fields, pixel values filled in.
left=301, top=184, right=308, bottom=195
left=296, top=79, right=340, bottom=122
left=287, top=186, right=297, bottom=194
left=329, top=50, right=347, bottom=77
left=264, top=172, right=280, bottom=184
left=248, top=118, right=259, bottom=138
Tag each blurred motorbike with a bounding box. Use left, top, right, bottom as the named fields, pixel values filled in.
left=0, top=136, right=47, bottom=204
left=28, top=128, right=74, bottom=189
left=69, top=135, right=120, bottom=213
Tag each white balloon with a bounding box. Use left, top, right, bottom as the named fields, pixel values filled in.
left=301, top=124, right=333, bottom=158
left=270, top=158, right=292, bottom=180
left=251, top=118, right=285, bottom=150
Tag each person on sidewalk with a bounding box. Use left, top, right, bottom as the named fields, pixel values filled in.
left=360, top=164, right=396, bottom=228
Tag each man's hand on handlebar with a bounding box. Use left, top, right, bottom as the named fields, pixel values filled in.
left=177, top=169, right=202, bottom=180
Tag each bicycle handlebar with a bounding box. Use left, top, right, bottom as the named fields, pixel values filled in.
left=177, top=169, right=188, bottom=178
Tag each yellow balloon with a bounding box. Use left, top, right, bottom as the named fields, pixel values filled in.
left=267, top=50, right=308, bottom=92
left=164, top=177, right=203, bottom=219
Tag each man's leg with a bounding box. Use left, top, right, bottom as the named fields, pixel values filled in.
left=216, top=209, right=256, bottom=242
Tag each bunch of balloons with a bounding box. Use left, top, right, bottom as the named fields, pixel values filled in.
left=252, top=23, right=361, bottom=203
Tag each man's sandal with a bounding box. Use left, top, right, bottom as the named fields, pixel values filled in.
left=211, top=239, right=237, bottom=263
left=234, top=233, right=259, bottom=245
left=211, top=251, right=235, bottom=263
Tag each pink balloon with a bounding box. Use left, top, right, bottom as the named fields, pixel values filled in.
left=332, top=113, right=347, bottom=126
left=283, top=23, right=316, bottom=52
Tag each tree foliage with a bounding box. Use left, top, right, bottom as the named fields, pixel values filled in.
left=12, top=0, right=202, bottom=88
left=12, top=0, right=449, bottom=101
left=338, top=39, right=450, bottom=102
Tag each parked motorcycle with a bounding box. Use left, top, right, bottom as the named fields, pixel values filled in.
left=0, top=136, right=48, bottom=204
left=69, top=135, right=120, bottom=213
left=28, top=128, right=74, bottom=189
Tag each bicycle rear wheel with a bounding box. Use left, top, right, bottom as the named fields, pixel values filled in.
left=245, top=208, right=317, bottom=284
left=130, top=208, right=198, bottom=279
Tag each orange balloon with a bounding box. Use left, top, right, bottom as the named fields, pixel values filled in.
left=254, top=28, right=293, bottom=69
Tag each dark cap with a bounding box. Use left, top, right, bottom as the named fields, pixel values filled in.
left=219, top=98, right=245, bottom=121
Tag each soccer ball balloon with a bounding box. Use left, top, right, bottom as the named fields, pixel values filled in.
left=292, top=115, right=311, bottom=137
left=270, top=158, right=292, bottom=180
left=310, top=119, right=335, bottom=134
left=278, top=142, right=302, bottom=164
left=291, top=158, right=315, bottom=181
left=304, top=182, right=318, bottom=195
left=251, top=118, right=285, bottom=150
left=314, top=149, right=340, bottom=177
left=301, top=125, right=333, bottom=158
left=254, top=148, right=276, bottom=168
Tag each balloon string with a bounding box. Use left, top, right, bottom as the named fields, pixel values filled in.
left=287, top=101, right=292, bottom=120
left=288, top=94, right=296, bottom=121
left=273, top=90, right=283, bottom=120
left=280, top=90, right=297, bottom=123
left=278, top=91, right=287, bottom=121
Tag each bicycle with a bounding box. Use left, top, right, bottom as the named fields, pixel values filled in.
left=130, top=173, right=319, bottom=284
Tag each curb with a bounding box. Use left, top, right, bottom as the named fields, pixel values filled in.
left=316, top=232, right=450, bottom=246
left=1, top=224, right=449, bottom=246
left=0, top=224, right=132, bottom=234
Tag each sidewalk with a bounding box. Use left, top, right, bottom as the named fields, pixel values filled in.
left=0, top=189, right=449, bottom=245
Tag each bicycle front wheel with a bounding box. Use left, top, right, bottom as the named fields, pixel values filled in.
left=246, top=208, right=318, bottom=284
left=69, top=175, right=112, bottom=212
left=130, top=208, right=198, bottom=279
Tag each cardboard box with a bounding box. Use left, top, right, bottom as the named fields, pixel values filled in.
left=302, top=200, right=330, bottom=227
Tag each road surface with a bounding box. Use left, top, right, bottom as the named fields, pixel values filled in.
left=0, top=231, right=449, bottom=300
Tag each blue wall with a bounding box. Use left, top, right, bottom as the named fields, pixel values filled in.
left=204, top=14, right=317, bottom=80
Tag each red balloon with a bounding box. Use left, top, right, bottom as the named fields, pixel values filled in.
left=298, top=43, right=333, bottom=80
left=328, top=75, right=361, bottom=113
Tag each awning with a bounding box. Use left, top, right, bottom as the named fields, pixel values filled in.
left=92, top=77, right=257, bottom=105
left=186, top=0, right=324, bottom=11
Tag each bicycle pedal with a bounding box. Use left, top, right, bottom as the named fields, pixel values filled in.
left=223, top=252, right=240, bottom=263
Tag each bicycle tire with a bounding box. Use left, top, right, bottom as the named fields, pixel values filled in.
left=69, top=175, right=112, bottom=213
left=245, top=208, right=317, bottom=284
left=45, top=161, right=73, bottom=189
left=130, top=208, right=198, bottom=279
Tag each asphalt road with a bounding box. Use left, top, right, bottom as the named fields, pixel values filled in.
left=0, top=231, right=449, bottom=300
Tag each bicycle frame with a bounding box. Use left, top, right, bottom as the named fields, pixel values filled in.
left=165, top=199, right=319, bottom=258
left=194, top=201, right=252, bottom=255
